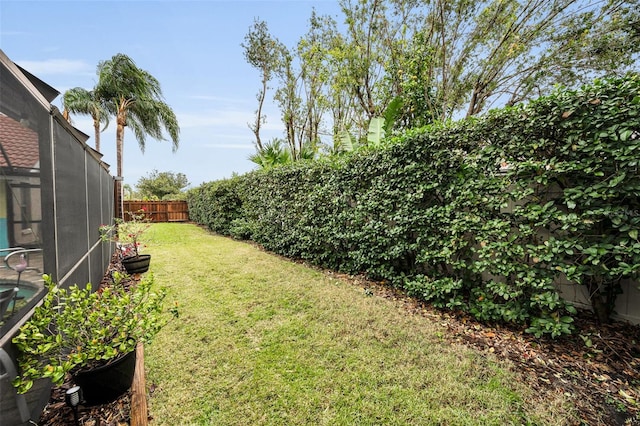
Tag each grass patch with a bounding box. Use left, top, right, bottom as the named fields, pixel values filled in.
left=144, top=223, right=573, bottom=425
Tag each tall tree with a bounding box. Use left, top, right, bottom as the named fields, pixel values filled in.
left=336, top=0, right=418, bottom=134
left=338, top=0, right=391, bottom=124
left=62, top=87, right=109, bottom=152
left=270, top=11, right=343, bottom=157
left=95, top=54, right=180, bottom=178
left=297, top=10, right=333, bottom=147
left=260, top=0, right=639, bottom=140
left=136, top=169, right=190, bottom=200
left=242, top=19, right=287, bottom=151
left=274, top=47, right=304, bottom=160
left=394, top=0, right=640, bottom=121
left=504, top=0, right=640, bottom=107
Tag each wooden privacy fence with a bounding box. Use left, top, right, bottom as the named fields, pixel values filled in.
left=122, top=200, right=189, bottom=222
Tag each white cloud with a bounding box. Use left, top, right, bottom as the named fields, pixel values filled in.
left=15, top=59, right=92, bottom=76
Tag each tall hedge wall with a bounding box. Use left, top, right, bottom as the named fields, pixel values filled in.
left=189, top=75, right=640, bottom=337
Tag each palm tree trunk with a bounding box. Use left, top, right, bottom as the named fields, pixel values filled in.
left=115, top=109, right=127, bottom=219
left=93, top=120, right=101, bottom=153
left=116, top=111, right=126, bottom=178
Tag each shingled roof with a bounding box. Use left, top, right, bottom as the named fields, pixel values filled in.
left=0, top=112, right=39, bottom=170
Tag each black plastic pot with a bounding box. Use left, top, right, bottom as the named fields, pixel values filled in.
left=72, top=349, right=137, bottom=406
left=122, top=254, right=151, bottom=274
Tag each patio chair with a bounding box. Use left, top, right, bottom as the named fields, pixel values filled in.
left=0, top=247, right=25, bottom=268
left=0, top=348, right=30, bottom=422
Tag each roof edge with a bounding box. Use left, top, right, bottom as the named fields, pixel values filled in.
left=0, top=49, right=52, bottom=111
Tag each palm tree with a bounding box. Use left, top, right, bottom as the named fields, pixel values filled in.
left=248, top=138, right=318, bottom=169
left=62, top=87, right=110, bottom=152
left=94, top=53, right=180, bottom=178
left=248, top=138, right=291, bottom=169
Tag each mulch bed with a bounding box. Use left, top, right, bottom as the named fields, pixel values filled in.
left=39, top=387, right=131, bottom=426
left=38, top=251, right=137, bottom=426
left=38, top=258, right=640, bottom=426
left=351, top=273, right=640, bottom=426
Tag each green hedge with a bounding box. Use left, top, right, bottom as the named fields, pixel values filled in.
left=188, top=75, right=640, bottom=337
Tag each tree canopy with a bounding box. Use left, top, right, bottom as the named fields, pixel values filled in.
left=243, top=0, right=640, bottom=162
left=63, top=54, right=180, bottom=179
left=96, top=53, right=180, bottom=178
left=242, top=19, right=287, bottom=151
left=136, top=170, right=190, bottom=200
left=62, top=87, right=109, bottom=152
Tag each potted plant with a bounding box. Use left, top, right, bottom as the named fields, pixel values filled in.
left=12, top=272, right=174, bottom=405
left=100, top=208, right=152, bottom=274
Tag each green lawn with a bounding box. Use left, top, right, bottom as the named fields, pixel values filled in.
left=144, top=223, right=574, bottom=425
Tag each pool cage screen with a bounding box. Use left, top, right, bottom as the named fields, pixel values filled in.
left=0, top=50, right=115, bottom=423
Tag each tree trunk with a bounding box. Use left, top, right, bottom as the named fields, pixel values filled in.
left=253, top=81, right=267, bottom=152
left=586, top=278, right=611, bottom=324
left=93, top=119, right=101, bottom=153
left=466, top=87, right=481, bottom=118
left=116, top=111, right=126, bottom=178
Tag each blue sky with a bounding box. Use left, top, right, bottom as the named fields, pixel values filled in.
left=0, top=0, right=343, bottom=188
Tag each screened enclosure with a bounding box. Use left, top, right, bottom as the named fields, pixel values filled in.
left=0, top=49, right=115, bottom=424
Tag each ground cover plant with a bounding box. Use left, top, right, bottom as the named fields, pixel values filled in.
left=143, top=223, right=577, bottom=425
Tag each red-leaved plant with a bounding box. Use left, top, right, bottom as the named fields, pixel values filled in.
left=99, top=208, right=151, bottom=257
